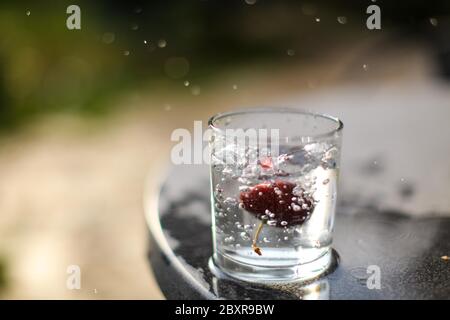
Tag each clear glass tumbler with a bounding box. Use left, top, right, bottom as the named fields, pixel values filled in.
left=208, top=108, right=343, bottom=282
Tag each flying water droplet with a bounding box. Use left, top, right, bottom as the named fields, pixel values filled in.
left=337, top=16, right=347, bottom=24
left=26, top=10, right=31, bottom=16
left=123, top=50, right=130, bottom=56
left=184, top=80, right=190, bottom=87
left=191, top=85, right=201, bottom=96
left=158, top=39, right=167, bottom=48
left=102, top=32, right=115, bottom=44
left=429, top=17, right=438, bottom=27
left=315, top=17, right=321, bottom=22
left=287, top=49, right=295, bottom=56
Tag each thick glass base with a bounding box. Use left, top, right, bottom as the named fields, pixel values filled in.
left=210, top=248, right=335, bottom=283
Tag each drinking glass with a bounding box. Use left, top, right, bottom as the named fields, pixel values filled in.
left=208, top=108, right=343, bottom=282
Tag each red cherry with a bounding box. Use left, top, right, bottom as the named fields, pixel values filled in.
left=239, top=180, right=314, bottom=227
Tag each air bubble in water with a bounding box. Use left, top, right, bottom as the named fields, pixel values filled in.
left=224, top=236, right=235, bottom=243
left=240, top=232, right=250, bottom=241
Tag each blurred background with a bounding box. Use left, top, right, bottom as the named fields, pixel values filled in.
left=0, top=0, right=449, bottom=299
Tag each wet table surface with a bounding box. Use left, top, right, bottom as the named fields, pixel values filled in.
left=146, top=84, right=450, bottom=299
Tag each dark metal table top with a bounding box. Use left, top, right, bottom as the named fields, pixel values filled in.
left=146, top=85, right=450, bottom=299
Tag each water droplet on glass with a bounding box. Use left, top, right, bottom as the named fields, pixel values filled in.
left=429, top=17, right=438, bottom=27
left=158, top=39, right=167, bottom=48
left=337, top=16, right=347, bottom=24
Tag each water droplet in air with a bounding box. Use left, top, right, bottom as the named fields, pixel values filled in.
left=123, top=50, right=130, bottom=56
left=184, top=80, right=190, bottom=87
left=158, top=39, right=167, bottom=48
left=102, top=32, right=115, bottom=44
left=26, top=11, right=31, bottom=16
left=263, top=237, right=270, bottom=243
left=315, top=17, right=321, bottom=22
left=232, top=84, right=238, bottom=90
left=191, top=85, right=201, bottom=96
left=245, top=0, right=257, bottom=5
left=429, top=18, right=438, bottom=27
left=337, top=16, right=347, bottom=24
left=134, top=7, right=143, bottom=14
left=363, top=64, right=369, bottom=71
left=284, top=236, right=289, bottom=241
left=287, top=49, right=295, bottom=56
left=323, top=178, right=330, bottom=185
left=164, top=104, right=172, bottom=111
left=281, top=221, right=288, bottom=226
left=131, top=23, right=139, bottom=31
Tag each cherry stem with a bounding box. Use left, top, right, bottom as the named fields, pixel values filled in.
left=252, top=221, right=264, bottom=256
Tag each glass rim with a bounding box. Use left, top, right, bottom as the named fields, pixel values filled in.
left=208, top=107, right=344, bottom=139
